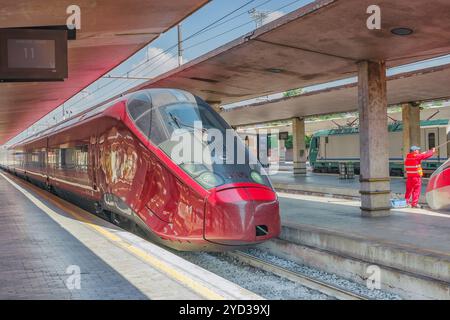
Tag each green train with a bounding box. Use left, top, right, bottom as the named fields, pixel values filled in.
left=309, top=119, right=450, bottom=176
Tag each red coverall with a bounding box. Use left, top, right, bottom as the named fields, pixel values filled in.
left=404, top=150, right=434, bottom=206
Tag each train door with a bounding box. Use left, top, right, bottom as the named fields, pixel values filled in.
left=45, top=137, right=50, bottom=188
left=89, top=134, right=98, bottom=193
left=46, top=137, right=57, bottom=187
left=309, top=136, right=319, bottom=165
left=319, top=136, right=327, bottom=159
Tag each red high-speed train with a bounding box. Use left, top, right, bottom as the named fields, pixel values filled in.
left=426, top=159, right=450, bottom=211
left=0, top=88, right=280, bottom=250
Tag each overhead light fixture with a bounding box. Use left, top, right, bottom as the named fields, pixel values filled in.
left=266, top=68, right=284, bottom=73
left=390, top=27, right=413, bottom=36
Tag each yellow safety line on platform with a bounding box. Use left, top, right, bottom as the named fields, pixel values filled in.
left=0, top=172, right=225, bottom=300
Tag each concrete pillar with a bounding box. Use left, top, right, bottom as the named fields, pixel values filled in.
left=292, top=117, right=307, bottom=175
left=357, top=61, right=391, bottom=217
left=402, top=102, right=421, bottom=161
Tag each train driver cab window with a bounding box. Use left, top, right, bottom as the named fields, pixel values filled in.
left=428, top=132, right=436, bottom=149
left=126, top=89, right=271, bottom=189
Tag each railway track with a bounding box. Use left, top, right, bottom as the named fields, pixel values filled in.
left=227, top=251, right=369, bottom=300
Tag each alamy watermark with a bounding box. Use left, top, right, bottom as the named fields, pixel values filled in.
left=66, top=5, right=81, bottom=30
left=366, top=265, right=381, bottom=290
left=168, top=122, right=280, bottom=174
left=65, top=265, right=81, bottom=290
left=366, top=5, right=381, bottom=30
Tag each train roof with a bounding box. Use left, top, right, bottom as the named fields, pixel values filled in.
left=313, top=119, right=450, bottom=137
left=9, top=88, right=196, bottom=148
left=9, top=95, right=126, bottom=148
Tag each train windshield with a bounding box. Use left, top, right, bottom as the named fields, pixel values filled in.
left=127, top=89, right=271, bottom=189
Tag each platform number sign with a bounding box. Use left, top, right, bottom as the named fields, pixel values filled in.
left=0, top=29, right=68, bottom=82
left=8, top=39, right=56, bottom=69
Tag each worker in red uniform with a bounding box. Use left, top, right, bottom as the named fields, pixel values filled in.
left=404, top=146, right=435, bottom=208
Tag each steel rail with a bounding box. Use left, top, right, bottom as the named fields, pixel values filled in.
left=227, top=251, right=369, bottom=300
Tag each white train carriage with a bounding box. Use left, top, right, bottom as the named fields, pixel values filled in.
left=309, top=119, right=450, bottom=176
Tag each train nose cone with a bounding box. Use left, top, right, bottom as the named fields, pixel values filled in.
left=425, top=190, right=438, bottom=210
left=426, top=167, right=450, bottom=211
left=204, top=186, right=280, bottom=246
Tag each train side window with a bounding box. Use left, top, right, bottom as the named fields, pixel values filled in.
left=59, top=145, right=88, bottom=171
left=310, top=137, right=317, bottom=149
left=325, top=136, right=329, bottom=144
left=75, top=145, right=88, bottom=172
left=48, top=150, right=57, bottom=167
left=30, top=150, right=45, bottom=168
left=135, top=111, right=153, bottom=138
left=60, top=149, right=66, bottom=168
left=428, top=132, right=436, bottom=149
left=127, top=92, right=151, bottom=120
left=149, top=110, right=169, bottom=146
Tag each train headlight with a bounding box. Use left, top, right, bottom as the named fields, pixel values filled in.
left=250, top=170, right=264, bottom=185
left=197, top=172, right=224, bottom=189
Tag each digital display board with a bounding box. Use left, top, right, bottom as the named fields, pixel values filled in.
left=0, top=29, right=68, bottom=81
left=7, top=39, right=56, bottom=69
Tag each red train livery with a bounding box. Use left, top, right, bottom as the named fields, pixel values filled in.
left=0, top=89, right=280, bottom=250
left=426, top=158, right=450, bottom=211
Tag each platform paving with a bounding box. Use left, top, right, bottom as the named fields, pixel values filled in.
left=278, top=193, right=449, bottom=255
left=270, top=192, right=450, bottom=299
left=0, top=173, right=202, bottom=300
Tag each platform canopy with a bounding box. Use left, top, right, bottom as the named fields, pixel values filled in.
left=0, top=0, right=209, bottom=144
left=222, top=63, right=450, bottom=126
left=137, top=0, right=450, bottom=106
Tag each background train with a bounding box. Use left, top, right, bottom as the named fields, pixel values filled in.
left=309, top=119, right=449, bottom=176
left=0, top=88, right=280, bottom=251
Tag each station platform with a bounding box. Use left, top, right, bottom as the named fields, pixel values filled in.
left=270, top=171, right=427, bottom=204
left=3, top=167, right=448, bottom=299
left=0, top=172, right=259, bottom=300
left=259, top=192, right=450, bottom=299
